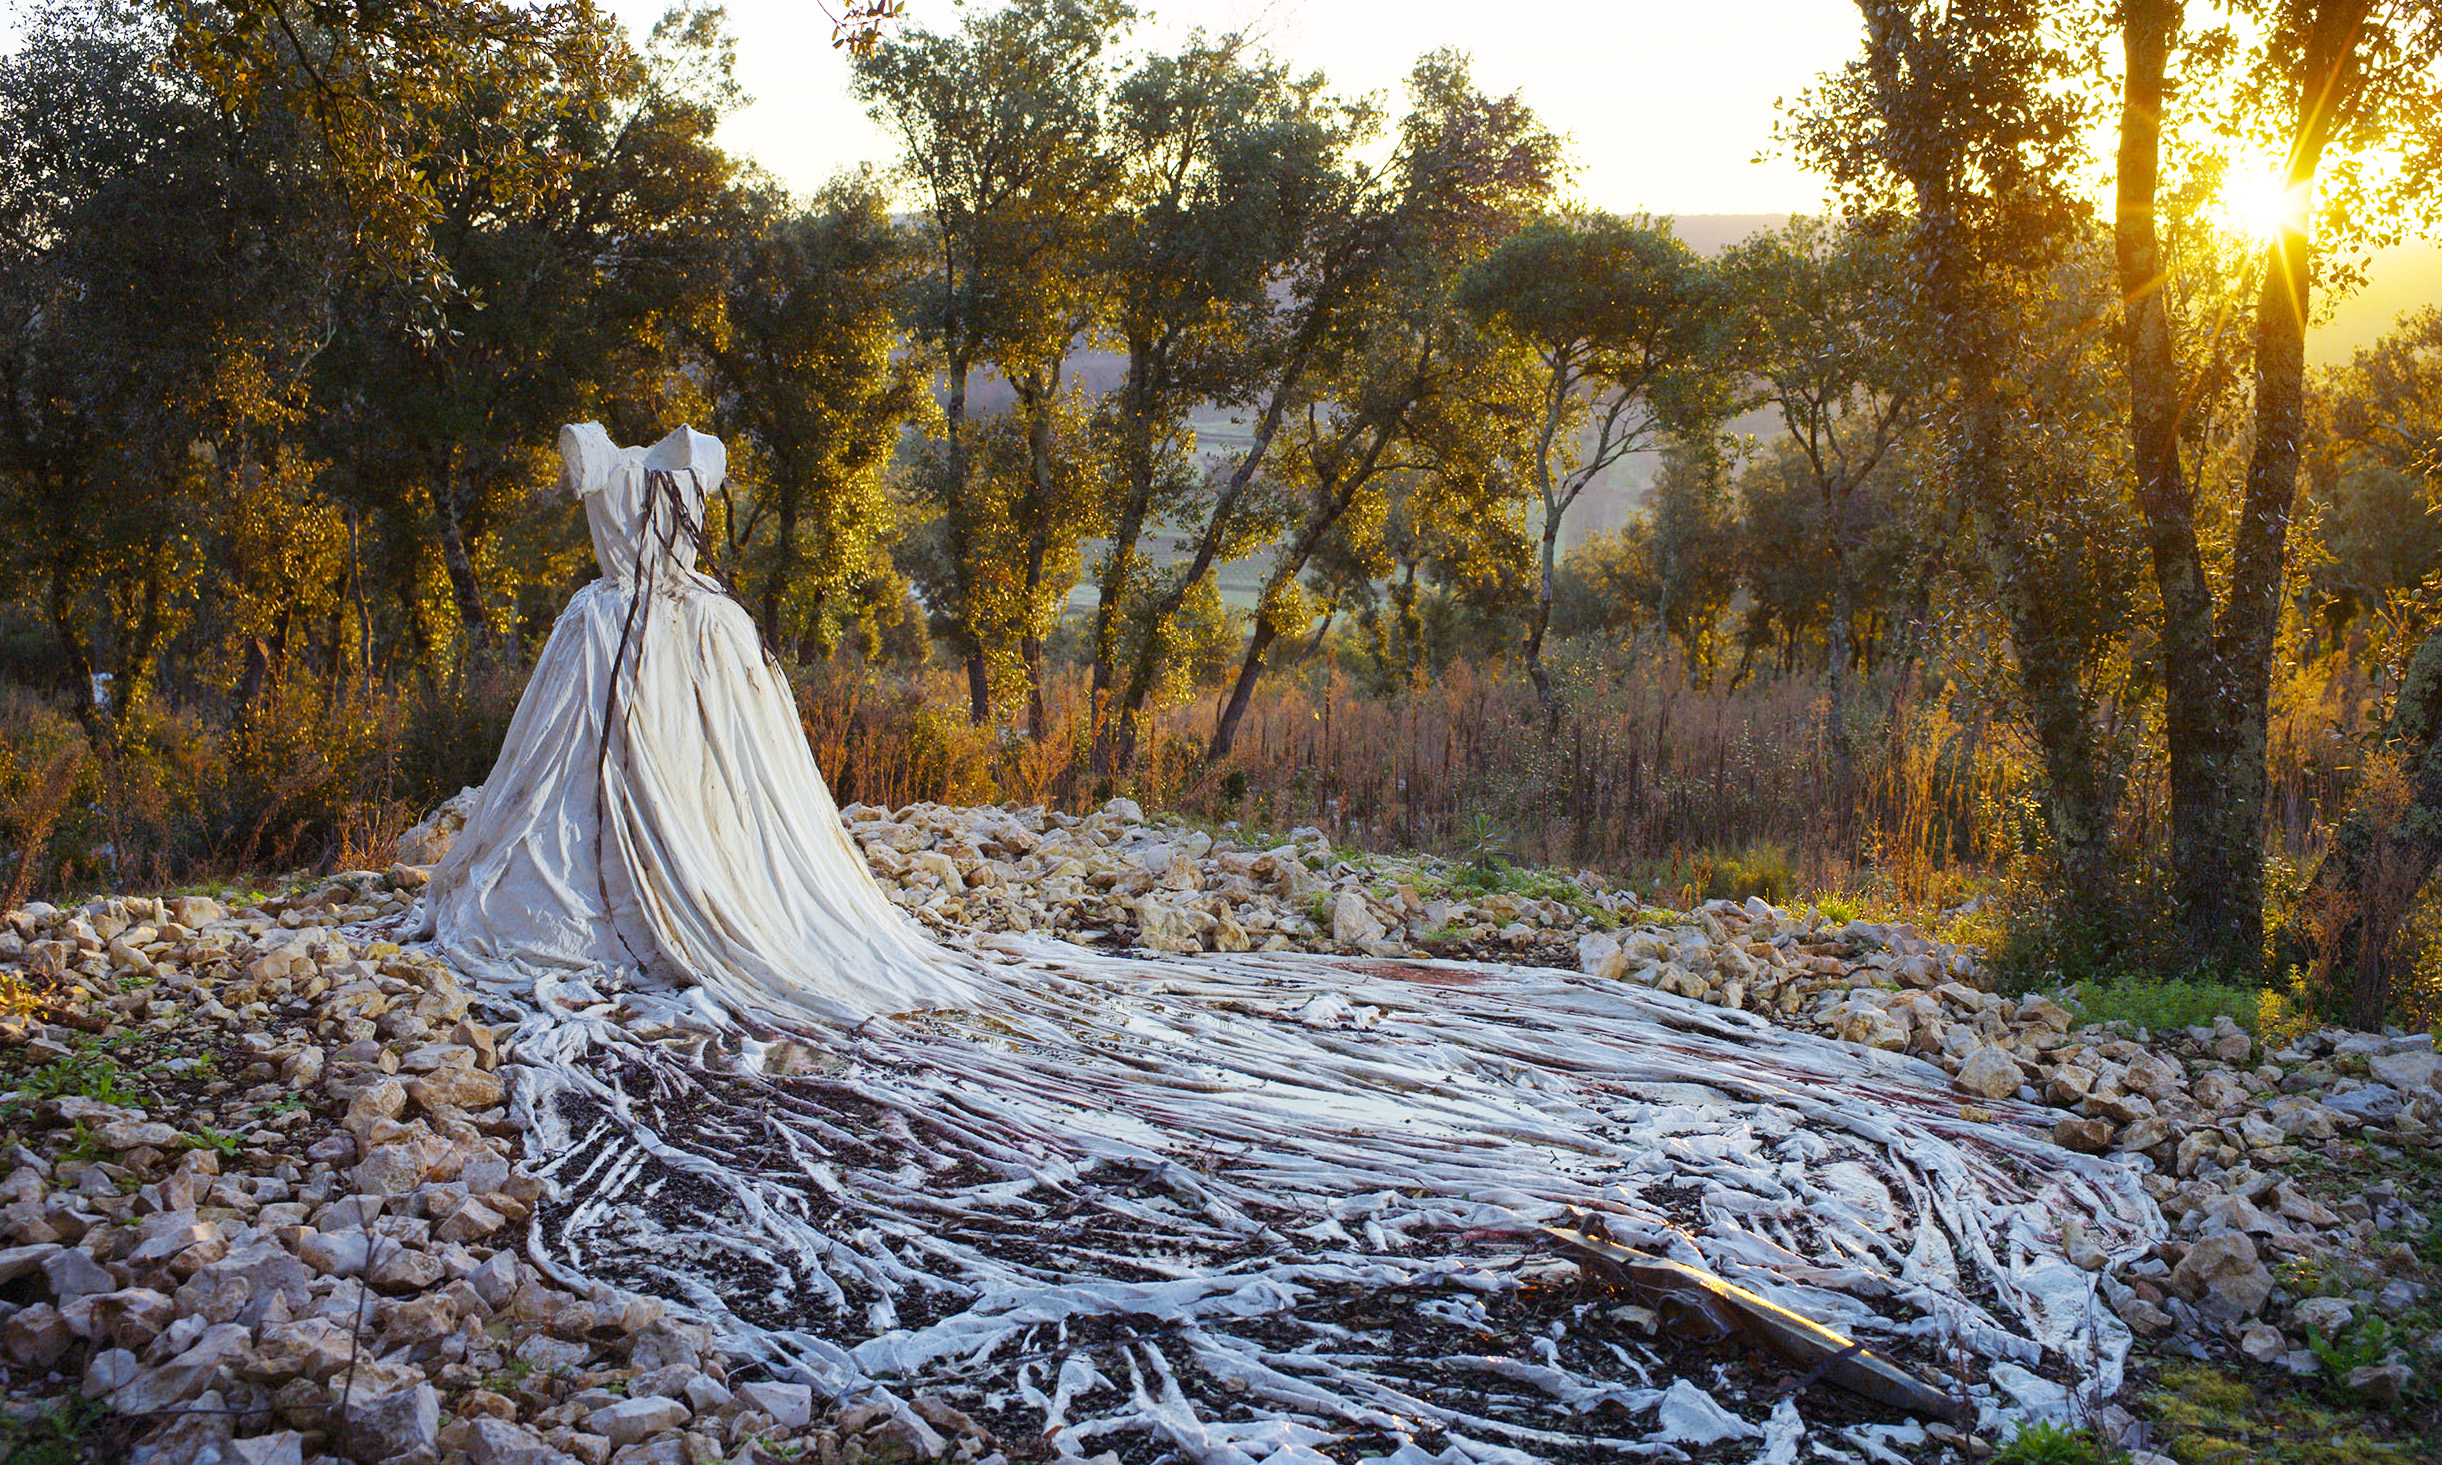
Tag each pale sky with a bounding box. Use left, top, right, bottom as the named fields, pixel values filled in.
left=601, top=0, right=1864, bottom=215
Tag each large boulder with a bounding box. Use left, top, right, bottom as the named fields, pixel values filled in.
left=344, top=1382, right=441, bottom=1462
left=2170, top=1232, right=2274, bottom=1319
left=2369, top=1048, right=2439, bottom=1093
left=1329, top=891, right=1385, bottom=947
left=395, top=788, right=480, bottom=867
left=1953, top=1045, right=2024, bottom=1101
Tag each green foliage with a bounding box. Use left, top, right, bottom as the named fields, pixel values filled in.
left=1993, top=1423, right=2115, bottom=1465
left=2141, top=1360, right=2435, bottom=1465
left=1460, top=813, right=1510, bottom=875
left=2061, top=979, right=2262, bottom=1037
left=4, top=1048, right=131, bottom=1122
left=1457, top=209, right=1725, bottom=708
left=1704, top=843, right=1797, bottom=905
left=0, top=1397, right=110, bottom=1465
left=1621, top=842, right=1798, bottom=909
left=705, top=177, right=928, bottom=660
left=182, top=1126, right=244, bottom=1157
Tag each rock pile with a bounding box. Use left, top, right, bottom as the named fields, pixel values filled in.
left=1, top=794, right=2435, bottom=1459
left=0, top=884, right=1002, bottom=1465
left=841, top=798, right=1621, bottom=964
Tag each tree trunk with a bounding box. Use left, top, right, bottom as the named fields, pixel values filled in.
left=1970, top=384, right=2125, bottom=917
left=761, top=472, right=802, bottom=647
left=2116, top=0, right=2257, bottom=975
left=431, top=455, right=490, bottom=643
left=966, top=644, right=990, bottom=726
left=1209, top=615, right=1281, bottom=764
left=944, top=362, right=992, bottom=726
left=1826, top=569, right=1856, bottom=783
left=1206, top=406, right=1407, bottom=764
left=1525, top=506, right=1561, bottom=729
left=1021, top=539, right=1048, bottom=741
left=1110, top=386, right=1295, bottom=771
left=1524, top=375, right=1569, bottom=726
left=47, top=569, right=105, bottom=748
left=1090, top=333, right=1159, bottom=774
left=114, top=534, right=173, bottom=726
left=1112, top=283, right=1350, bottom=771
left=347, top=507, right=374, bottom=700
left=1017, top=362, right=1064, bottom=742
left=2176, top=1, right=2358, bottom=976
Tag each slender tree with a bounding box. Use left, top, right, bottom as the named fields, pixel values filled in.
left=1111, top=52, right=1560, bottom=771
left=2113, top=0, right=2442, bottom=974
left=699, top=178, right=927, bottom=658
left=1792, top=1, right=2144, bottom=912
left=1459, top=212, right=1717, bottom=724
left=1086, top=37, right=1351, bottom=771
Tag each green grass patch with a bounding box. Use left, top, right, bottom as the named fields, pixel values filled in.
left=1993, top=1422, right=2118, bottom=1465
left=2141, top=1361, right=2434, bottom=1464
left=2060, top=977, right=2262, bottom=1037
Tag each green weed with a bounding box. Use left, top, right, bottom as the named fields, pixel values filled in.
left=1459, top=812, right=1511, bottom=877
left=2, top=1047, right=131, bottom=1123
left=181, top=1126, right=242, bottom=1157
left=0, top=1397, right=110, bottom=1465
left=2060, top=978, right=2261, bottom=1037
left=1993, top=1422, right=2117, bottom=1465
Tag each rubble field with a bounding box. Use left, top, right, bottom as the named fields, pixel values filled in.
left=0, top=797, right=2434, bottom=1465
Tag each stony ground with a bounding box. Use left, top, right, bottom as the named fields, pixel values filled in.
left=0, top=798, right=2434, bottom=1464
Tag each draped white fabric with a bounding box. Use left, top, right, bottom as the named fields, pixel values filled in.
left=406, top=423, right=2158, bottom=1455
left=424, top=422, right=975, bottom=1020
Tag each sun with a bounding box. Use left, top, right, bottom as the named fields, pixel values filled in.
left=2213, top=164, right=2306, bottom=240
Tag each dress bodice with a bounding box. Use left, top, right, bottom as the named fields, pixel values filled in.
left=560, top=422, right=727, bottom=586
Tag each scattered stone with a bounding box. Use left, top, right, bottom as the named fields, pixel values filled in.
left=2, top=804, right=2433, bottom=1464
left=2169, top=1232, right=2275, bottom=1319
left=2367, top=1049, right=2438, bottom=1092
left=346, top=1381, right=442, bottom=1461
left=739, top=1381, right=814, bottom=1430
left=590, top=1395, right=691, bottom=1448
left=2238, top=1322, right=2286, bottom=1362
left=2346, top=1363, right=2412, bottom=1404
left=1953, top=1045, right=2024, bottom=1101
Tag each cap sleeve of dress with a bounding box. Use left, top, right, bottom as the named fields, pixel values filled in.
left=673, top=427, right=726, bottom=510
left=692, top=431, right=727, bottom=499
left=558, top=422, right=616, bottom=501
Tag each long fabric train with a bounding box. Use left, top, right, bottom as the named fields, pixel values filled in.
left=469, top=947, right=2157, bottom=1461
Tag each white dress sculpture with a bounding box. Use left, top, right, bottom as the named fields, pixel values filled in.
left=415, top=426, right=2153, bottom=1452
left=426, top=422, right=972, bottom=1019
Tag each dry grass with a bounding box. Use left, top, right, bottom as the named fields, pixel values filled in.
left=782, top=639, right=2031, bottom=908
left=0, top=628, right=2407, bottom=1027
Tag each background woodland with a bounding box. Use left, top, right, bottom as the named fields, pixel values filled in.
left=7, top=0, right=2442, bottom=1027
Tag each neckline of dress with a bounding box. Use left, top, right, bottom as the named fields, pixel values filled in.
left=641, top=425, right=702, bottom=472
